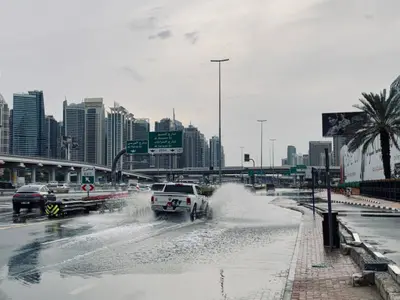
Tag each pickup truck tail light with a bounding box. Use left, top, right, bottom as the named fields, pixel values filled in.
left=186, top=197, right=191, bottom=205
left=151, top=196, right=155, bottom=203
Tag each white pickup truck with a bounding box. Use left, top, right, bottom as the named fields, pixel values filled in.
left=151, top=182, right=209, bottom=221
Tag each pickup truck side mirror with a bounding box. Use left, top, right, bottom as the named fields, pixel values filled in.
left=49, top=190, right=54, bottom=194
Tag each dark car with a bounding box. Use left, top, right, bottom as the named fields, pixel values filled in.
left=12, top=185, right=56, bottom=214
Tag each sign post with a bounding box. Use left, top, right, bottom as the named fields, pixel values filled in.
left=148, top=131, right=183, bottom=154
left=126, top=140, right=148, bottom=155
left=81, top=167, right=95, bottom=197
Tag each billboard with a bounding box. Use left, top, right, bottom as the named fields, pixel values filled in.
left=340, top=136, right=400, bottom=182
left=322, top=112, right=366, bottom=137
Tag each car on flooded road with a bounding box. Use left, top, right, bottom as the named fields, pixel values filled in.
left=151, top=182, right=210, bottom=221
left=12, top=184, right=56, bottom=215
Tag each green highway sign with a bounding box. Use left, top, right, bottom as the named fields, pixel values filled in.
left=248, top=170, right=254, bottom=176
left=148, top=131, right=183, bottom=154
left=296, top=164, right=307, bottom=169
left=126, top=140, right=148, bottom=155
left=81, top=167, right=95, bottom=185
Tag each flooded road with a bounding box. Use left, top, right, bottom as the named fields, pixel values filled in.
left=0, top=184, right=301, bottom=300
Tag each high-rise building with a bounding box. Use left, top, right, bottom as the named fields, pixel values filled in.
left=303, top=154, right=309, bottom=166
left=84, top=98, right=105, bottom=165
left=154, top=118, right=172, bottom=169
left=132, top=118, right=150, bottom=169
left=281, top=158, right=288, bottom=166
left=12, top=91, right=45, bottom=157
left=200, top=133, right=209, bottom=168
left=0, top=94, right=10, bottom=154
left=309, top=141, right=332, bottom=166
left=9, top=109, right=13, bottom=154
left=332, top=136, right=346, bottom=166
left=63, top=101, right=85, bottom=162
left=45, top=115, right=59, bottom=158
left=183, top=125, right=202, bottom=168
left=106, top=104, right=128, bottom=170
left=209, top=136, right=225, bottom=168
left=287, top=145, right=296, bottom=166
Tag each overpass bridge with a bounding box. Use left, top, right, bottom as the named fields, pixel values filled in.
left=132, top=166, right=340, bottom=176
left=0, top=154, right=153, bottom=181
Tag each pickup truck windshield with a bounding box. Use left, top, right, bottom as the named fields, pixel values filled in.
left=163, top=185, right=194, bottom=194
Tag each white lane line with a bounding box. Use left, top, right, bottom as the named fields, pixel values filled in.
left=69, top=283, right=97, bottom=295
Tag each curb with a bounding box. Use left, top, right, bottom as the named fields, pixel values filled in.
left=321, top=198, right=400, bottom=212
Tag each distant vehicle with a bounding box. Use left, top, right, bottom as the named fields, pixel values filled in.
left=12, top=184, right=56, bottom=214
left=266, top=183, right=276, bottom=196
left=151, top=183, right=209, bottom=221
left=244, top=184, right=256, bottom=193
left=55, top=183, right=69, bottom=193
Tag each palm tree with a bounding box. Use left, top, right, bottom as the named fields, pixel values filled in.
left=347, top=89, right=400, bottom=179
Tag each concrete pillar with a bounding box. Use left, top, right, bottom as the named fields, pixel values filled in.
left=12, top=168, right=18, bottom=186
left=50, top=167, right=56, bottom=182
left=77, top=169, right=81, bottom=186
left=31, top=167, right=37, bottom=184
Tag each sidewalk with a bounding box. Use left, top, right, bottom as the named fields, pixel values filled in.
left=317, top=191, right=400, bottom=211
left=288, top=206, right=381, bottom=300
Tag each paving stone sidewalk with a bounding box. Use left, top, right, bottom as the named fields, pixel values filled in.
left=290, top=207, right=381, bottom=300
left=316, top=191, right=400, bottom=211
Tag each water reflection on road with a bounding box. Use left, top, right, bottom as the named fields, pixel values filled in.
left=0, top=185, right=302, bottom=300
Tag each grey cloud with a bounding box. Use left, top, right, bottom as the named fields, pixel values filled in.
left=121, top=66, right=144, bottom=82
left=184, top=31, right=199, bottom=45
left=129, top=16, right=157, bottom=31
left=148, top=30, right=172, bottom=40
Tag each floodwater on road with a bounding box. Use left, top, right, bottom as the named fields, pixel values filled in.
left=0, top=184, right=302, bottom=300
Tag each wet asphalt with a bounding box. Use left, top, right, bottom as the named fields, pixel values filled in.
left=310, top=195, right=400, bottom=266
left=0, top=185, right=302, bottom=300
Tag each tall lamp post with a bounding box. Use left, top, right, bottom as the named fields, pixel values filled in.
left=270, top=138, right=276, bottom=183
left=240, top=146, right=244, bottom=181
left=257, top=120, right=267, bottom=182
left=211, top=58, right=229, bottom=185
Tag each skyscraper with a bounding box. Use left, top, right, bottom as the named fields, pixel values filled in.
left=309, top=141, right=332, bottom=166
left=84, top=98, right=105, bottom=165
left=63, top=101, right=85, bottom=162
left=12, top=90, right=45, bottom=157
left=287, top=145, right=296, bottom=166
left=9, top=109, right=13, bottom=154
left=45, top=115, right=59, bottom=158
left=332, top=136, right=346, bottom=166
left=132, top=118, right=150, bottom=169
left=106, top=104, right=128, bottom=169
left=154, top=118, right=172, bottom=169
left=0, top=94, right=10, bottom=154
left=209, top=136, right=224, bottom=168
left=183, top=125, right=202, bottom=168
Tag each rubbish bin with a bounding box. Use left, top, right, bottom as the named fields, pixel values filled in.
left=322, top=212, right=340, bottom=248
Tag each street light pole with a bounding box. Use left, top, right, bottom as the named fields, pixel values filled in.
left=270, top=138, right=276, bottom=183
left=240, top=146, right=244, bottom=181
left=211, top=58, right=229, bottom=185
left=257, top=120, right=267, bottom=179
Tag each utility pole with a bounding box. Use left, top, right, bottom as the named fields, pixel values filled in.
left=257, top=120, right=267, bottom=181
left=210, top=58, right=229, bottom=185
left=270, top=138, right=276, bottom=183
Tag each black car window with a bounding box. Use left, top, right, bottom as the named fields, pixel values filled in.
left=151, top=184, right=165, bottom=191
left=17, top=186, right=40, bottom=192
left=163, top=184, right=194, bottom=194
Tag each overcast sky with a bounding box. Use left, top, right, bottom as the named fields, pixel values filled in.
left=0, top=0, right=399, bottom=167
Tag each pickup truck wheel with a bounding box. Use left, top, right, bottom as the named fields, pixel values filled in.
left=190, top=204, right=197, bottom=222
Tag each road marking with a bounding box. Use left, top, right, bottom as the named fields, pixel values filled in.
left=69, top=283, right=97, bottom=295
left=0, top=219, right=62, bottom=230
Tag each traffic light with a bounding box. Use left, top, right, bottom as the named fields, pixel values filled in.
left=244, top=154, right=250, bottom=162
